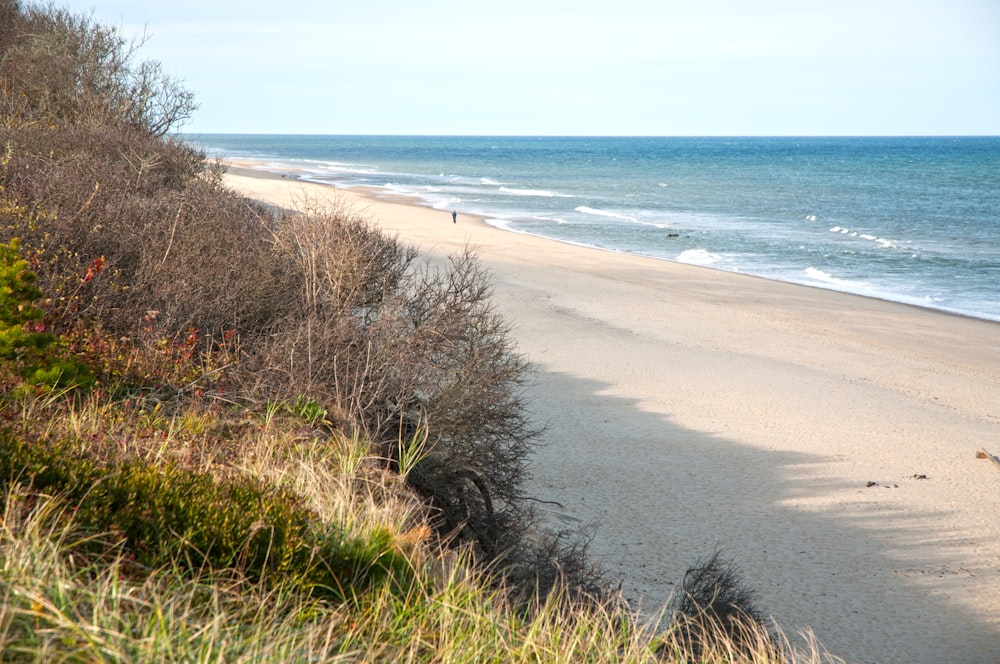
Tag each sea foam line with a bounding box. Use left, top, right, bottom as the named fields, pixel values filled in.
left=575, top=206, right=638, bottom=222
left=830, top=226, right=898, bottom=249
left=498, top=186, right=572, bottom=198
left=804, top=267, right=862, bottom=288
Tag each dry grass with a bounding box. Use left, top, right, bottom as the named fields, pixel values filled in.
left=0, top=3, right=849, bottom=661
left=0, top=391, right=843, bottom=663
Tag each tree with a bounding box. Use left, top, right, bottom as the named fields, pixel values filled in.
left=0, top=1, right=196, bottom=135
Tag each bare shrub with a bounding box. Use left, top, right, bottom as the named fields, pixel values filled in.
left=0, top=125, right=293, bottom=345
left=672, top=550, right=775, bottom=660
left=503, top=525, right=611, bottom=605
left=0, top=1, right=196, bottom=135
left=125, top=183, right=298, bottom=337
left=273, top=199, right=415, bottom=321
left=261, top=204, right=541, bottom=561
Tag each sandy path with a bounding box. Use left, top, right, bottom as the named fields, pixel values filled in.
left=224, top=164, right=1000, bottom=664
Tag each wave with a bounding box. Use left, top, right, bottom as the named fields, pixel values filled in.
left=804, top=267, right=860, bottom=288
left=486, top=215, right=579, bottom=236
left=429, top=196, right=463, bottom=210
left=380, top=183, right=426, bottom=197
left=829, top=226, right=899, bottom=249
left=676, top=249, right=722, bottom=266
left=575, top=206, right=638, bottom=222
left=308, top=160, right=381, bottom=176
left=498, top=186, right=571, bottom=198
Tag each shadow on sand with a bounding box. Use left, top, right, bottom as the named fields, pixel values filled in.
left=522, top=367, right=999, bottom=664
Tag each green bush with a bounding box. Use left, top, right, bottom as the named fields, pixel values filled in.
left=0, top=238, right=50, bottom=359
left=0, top=431, right=414, bottom=600
left=0, top=237, right=91, bottom=388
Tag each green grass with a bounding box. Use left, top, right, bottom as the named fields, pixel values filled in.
left=0, top=488, right=838, bottom=663
left=0, top=388, right=841, bottom=663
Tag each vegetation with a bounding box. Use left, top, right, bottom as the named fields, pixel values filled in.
left=0, top=2, right=841, bottom=661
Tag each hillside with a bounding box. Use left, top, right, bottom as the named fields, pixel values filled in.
left=0, top=2, right=837, bottom=661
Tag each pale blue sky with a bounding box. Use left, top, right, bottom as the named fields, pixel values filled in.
left=55, top=0, right=1000, bottom=135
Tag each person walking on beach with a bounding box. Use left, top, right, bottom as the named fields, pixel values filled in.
left=452, top=210, right=457, bottom=223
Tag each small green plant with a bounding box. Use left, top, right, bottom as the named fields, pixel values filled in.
left=397, top=422, right=432, bottom=480
left=290, top=395, right=328, bottom=427
left=0, top=238, right=51, bottom=360
left=0, top=238, right=92, bottom=390
left=262, top=399, right=284, bottom=430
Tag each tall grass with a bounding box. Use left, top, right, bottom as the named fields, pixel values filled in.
left=0, top=3, right=848, bottom=661
left=0, top=485, right=840, bottom=664
left=0, top=390, right=842, bottom=664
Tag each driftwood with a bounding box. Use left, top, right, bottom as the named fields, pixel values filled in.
left=975, top=448, right=1000, bottom=472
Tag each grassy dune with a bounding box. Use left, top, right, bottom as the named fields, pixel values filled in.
left=0, top=2, right=841, bottom=661
left=0, top=388, right=831, bottom=663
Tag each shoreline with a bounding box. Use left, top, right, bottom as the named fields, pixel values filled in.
left=222, top=160, right=1000, bottom=663
left=225, top=162, right=999, bottom=326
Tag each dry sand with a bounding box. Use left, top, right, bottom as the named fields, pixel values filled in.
left=223, top=162, right=1000, bottom=664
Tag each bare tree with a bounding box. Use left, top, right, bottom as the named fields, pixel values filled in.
left=0, top=2, right=196, bottom=135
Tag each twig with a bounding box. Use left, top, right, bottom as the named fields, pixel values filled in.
left=161, top=205, right=182, bottom=264
left=176, top=362, right=235, bottom=395
left=512, top=495, right=565, bottom=509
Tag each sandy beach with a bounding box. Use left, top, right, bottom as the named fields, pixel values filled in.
left=223, top=162, right=1000, bottom=664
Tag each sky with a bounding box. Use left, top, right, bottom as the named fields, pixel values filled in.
left=52, top=0, right=1000, bottom=136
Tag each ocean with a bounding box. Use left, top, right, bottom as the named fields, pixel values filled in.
left=185, top=135, right=1000, bottom=322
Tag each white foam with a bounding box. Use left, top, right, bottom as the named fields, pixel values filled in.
left=429, top=196, right=462, bottom=210
left=804, top=267, right=855, bottom=287
left=381, top=183, right=424, bottom=198
left=829, top=226, right=899, bottom=250
left=498, top=186, right=571, bottom=198
left=485, top=217, right=515, bottom=231
left=575, top=206, right=638, bottom=222
left=676, top=249, right=722, bottom=265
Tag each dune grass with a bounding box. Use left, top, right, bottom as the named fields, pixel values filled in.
left=0, top=386, right=842, bottom=663
left=0, top=2, right=846, bottom=661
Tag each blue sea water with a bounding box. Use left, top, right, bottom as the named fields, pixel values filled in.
left=185, top=135, right=1000, bottom=322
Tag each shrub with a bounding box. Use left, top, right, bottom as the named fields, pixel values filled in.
left=0, top=0, right=587, bottom=607
left=0, top=237, right=90, bottom=388
left=671, top=550, right=775, bottom=659
left=0, top=431, right=414, bottom=600
left=0, top=0, right=196, bottom=136
left=264, top=220, right=540, bottom=563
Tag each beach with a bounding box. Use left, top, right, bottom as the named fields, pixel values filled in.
left=223, top=163, right=1000, bottom=664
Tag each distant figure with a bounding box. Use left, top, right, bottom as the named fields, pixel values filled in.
left=452, top=210, right=457, bottom=223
